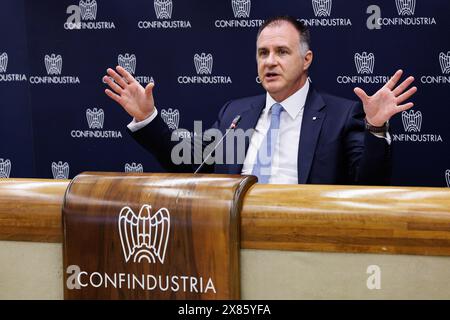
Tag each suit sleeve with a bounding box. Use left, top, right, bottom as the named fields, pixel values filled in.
left=127, top=101, right=232, bottom=173
left=344, top=102, right=392, bottom=185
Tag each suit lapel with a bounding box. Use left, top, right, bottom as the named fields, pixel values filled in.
left=298, top=87, right=326, bottom=184
left=227, top=95, right=265, bottom=175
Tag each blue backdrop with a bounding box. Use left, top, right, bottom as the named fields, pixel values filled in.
left=1, top=0, right=449, bottom=187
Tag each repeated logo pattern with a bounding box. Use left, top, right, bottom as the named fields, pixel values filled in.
left=0, top=53, right=8, bottom=73
left=0, top=159, right=11, bottom=178
left=79, top=0, right=97, bottom=20
left=194, top=53, right=213, bottom=75
left=402, top=110, right=422, bottom=132
left=51, top=161, right=70, bottom=179
left=154, top=0, right=173, bottom=19
left=354, top=52, right=375, bottom=74
left=396, top=0, right=416, bottom=16
left=312, top=0, right=332, bottom=17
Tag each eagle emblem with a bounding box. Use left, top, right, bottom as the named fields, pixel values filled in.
left=194, top=53, right=213, bottom=75
left=0, top=159, right=11, bottom=178
left=118, top=205, right=170, bottom=264
left=0, top=53, right=8, bottom=73
left=45, top=54, right=62, bottom=75
left=402, top=110, right=422, bottom=133
left=354, top=52, right=375, bottom=74
left=86, top=108, right=104, bottom=129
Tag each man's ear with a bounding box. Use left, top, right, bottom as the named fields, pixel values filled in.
left=303, top=50, right=313, bottom=71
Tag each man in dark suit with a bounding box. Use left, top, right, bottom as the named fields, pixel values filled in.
left=103, top=16, right=417, bottom=185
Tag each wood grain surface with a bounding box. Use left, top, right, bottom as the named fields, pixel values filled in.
left=1, top=177, right=450, bottom=257
left=0, top=178, right=68, bottom=242
left=62, top=172, right=256, bottom=300
left=241, top=184, right=450, bottom=256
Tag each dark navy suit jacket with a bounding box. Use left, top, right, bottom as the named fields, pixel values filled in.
left=129, top=86, right=391, bottom=185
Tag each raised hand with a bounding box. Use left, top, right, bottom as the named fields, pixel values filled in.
left=103, top=66, right=155, bottom=122
left=353, top=70, right=417, bottom=127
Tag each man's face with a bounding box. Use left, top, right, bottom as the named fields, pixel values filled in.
left=257, top=22, right=311, bottom=102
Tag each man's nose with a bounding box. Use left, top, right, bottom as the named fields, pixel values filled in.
left=265, top=52, right=277, bottom=66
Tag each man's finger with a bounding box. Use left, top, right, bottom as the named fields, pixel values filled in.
left=103, top=76, right=123, bottom=95
left=393, top=76, right=415, bottom=96
left=105, top=89, right=123, bottom=105
left=353, top=87, right=369, bottom=104
left=116, top=66, right=135, bottom=85
left=107, top=68, right=128, bottom=88
left=396, top=86, right=417, bottom=104
left=384, top=69, right=403, bottom=90
left=395, top=102, right=414, bottom=113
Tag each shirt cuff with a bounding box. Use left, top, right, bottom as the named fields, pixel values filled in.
left=127, top=108, right=158, bottom=132
left=370, top=131, right=391, bottom=145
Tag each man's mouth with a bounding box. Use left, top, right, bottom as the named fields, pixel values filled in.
left=265, top=72, right=280, bottom=81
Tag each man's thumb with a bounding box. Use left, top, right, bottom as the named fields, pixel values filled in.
left=145, top=82, right=155, bottom=97
left=353, top=87, right=368, bottom=103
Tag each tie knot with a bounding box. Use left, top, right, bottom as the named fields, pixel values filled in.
left=271, top=103, right=283, bottom=116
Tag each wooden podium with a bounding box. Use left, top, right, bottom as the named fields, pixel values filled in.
left=62, top=172, right=256, bottom=299
left=2, top=173, right=450, bottom=300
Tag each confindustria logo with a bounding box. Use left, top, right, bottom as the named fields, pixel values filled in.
left=440, top=52, right=450, bottom=74
left=355, top=52, right=375, bottom=74
left=161, top=108, right=180, bottom=130
left=51, top=161, right=70, bottom=179
left=402, top=110, right=422, bottom=132
left=64, top=0, right=116, bottom=30
left=232, top=0, right=251, bottom=18
left=45, top=54, right=62, bottom=75
left=86, top=108, right=104, bottom=129
left=154, top=0, right=172, bottom=19
left=29, top=54, right=80, bottom=85
left=125, top=163, right=143, bottom=173
left=194, top=53, right=213, bottom=75
left=0, top=158, right=11, bottom=178
left=337, top=52, right=391, bottom=84
left=0, top=53, right=7, bottom=73
left=299, top=0, right=352, bottom=27
left=366, top=0, right=436, bottom=29
left=65, top=203, right=216, bottom=293
left=420, top=52, right=450, bottom=85
left=214, top=0, right=263, bottom=28
left=312, top=0, right=332, bottom=17
left=119, top=205, right=170, bottom=264
left=118, top=54, right=136, bottom=75
left=446, top=170, right=450, bottom=187
left=178, top=53, right=232, bottom=84
left=396, top=0, right=416, bottom=16
left=0, top=52, right=27, bottom=82
left=138, top=0, right=191, bottom=29
left=392, top=110, right=443, bottom=143
left=112, top=53, right=154, bottom=85
left=71, top=108, right=123, bottom=139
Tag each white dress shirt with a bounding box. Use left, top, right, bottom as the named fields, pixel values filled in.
left=241, top=81, right=310, bottom=184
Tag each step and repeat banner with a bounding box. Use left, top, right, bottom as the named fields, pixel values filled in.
left=0, top=0, right=449, bottom=187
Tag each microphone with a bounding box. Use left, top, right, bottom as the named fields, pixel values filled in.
left=194, top=115, right=241, bottom=174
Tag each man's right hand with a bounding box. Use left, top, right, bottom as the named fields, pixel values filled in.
left=103, top=66, right=155, bottom=122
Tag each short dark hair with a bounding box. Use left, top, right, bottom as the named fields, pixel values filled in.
left=256, top=16, right=311, bottom=55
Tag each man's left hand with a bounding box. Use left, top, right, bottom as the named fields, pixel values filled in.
left=353, top=69, right=417, bottom=127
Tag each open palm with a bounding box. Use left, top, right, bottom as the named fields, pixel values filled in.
left=354, top=70, right=417, bottom=127
left=103, top=66, right=155, bottom=122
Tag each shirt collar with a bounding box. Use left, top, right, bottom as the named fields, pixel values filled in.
left=265, top=80, right=310, bottom=120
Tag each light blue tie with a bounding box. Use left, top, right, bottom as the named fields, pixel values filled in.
left=252, top=103, right=283, bottom=184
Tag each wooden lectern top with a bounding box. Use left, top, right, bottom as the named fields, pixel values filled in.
left=62, top=172, right=257, bottom=300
